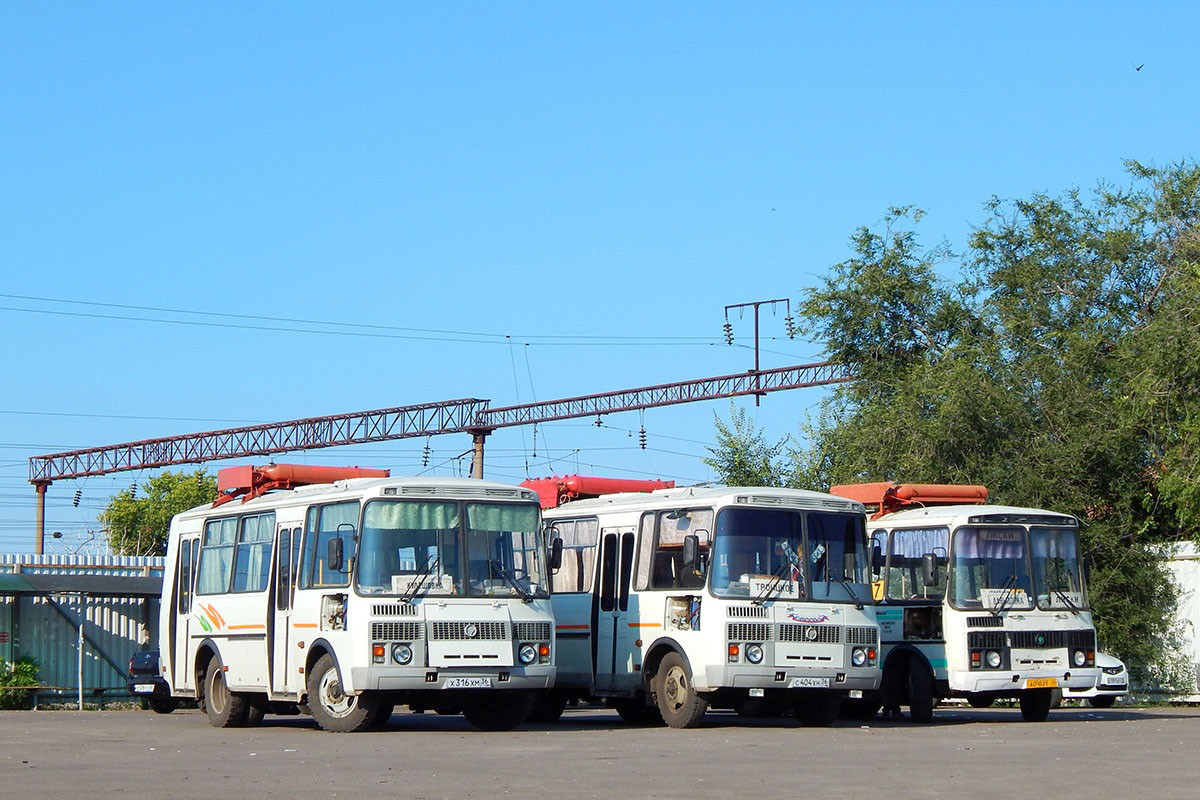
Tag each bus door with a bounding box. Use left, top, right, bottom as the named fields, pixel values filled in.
left=269, top=524, right=302, bottom=696
left=594, top=528, right=637, bottom=691
left=171, top=535, right=200, bottom=691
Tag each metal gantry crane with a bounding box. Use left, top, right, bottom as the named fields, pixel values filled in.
left=27, top=361, right=851, bottom=551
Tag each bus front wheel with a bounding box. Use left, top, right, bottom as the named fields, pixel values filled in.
left=654, top=652, right=708, bottom=728
left=307, top=653, right=380, bottom=732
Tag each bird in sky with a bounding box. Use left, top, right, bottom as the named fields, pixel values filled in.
left=1135, top=63, right=1145, bottom=71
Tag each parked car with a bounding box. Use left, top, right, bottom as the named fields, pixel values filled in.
left=1063, top=652, right=1128, bottom=708
left=128, top=649, right=177, bottom=714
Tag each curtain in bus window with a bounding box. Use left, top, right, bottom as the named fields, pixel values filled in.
left=359, top=501, right=459, bottom=594
left=233, top=514, right=274, bottom=593
left=465, top=503, right=544, bottom=596
left=887, top=527, right=950, bottom=600
left=1031, top=526, right=1085, bottom=607
left=197, top=518, right=237, bottom=594
left=550, top=519, right=599, bottom=593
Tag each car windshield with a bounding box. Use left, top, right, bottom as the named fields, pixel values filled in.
left=1030, top=525, right=1088, bottom=610
left=356, top=500, right=547, bottom=598
left=710, top=507, right=805, bottom=600
left=950, top=526, right=1034, bottom=610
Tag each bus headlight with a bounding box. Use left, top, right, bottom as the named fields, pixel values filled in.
left=985, top=650, right=1002, bottom=669
left=519, top=644, right=539, bottom=665
left=745, top=644, right=764, bottom=664
left=1072, top=649, right=1087, bottom=667
left=851, top=647, right=867, bottom=667
left=391, top=643, right=413, bottom=665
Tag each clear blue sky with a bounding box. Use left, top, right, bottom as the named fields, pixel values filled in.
left=1, top=3, right=1195, bottom=553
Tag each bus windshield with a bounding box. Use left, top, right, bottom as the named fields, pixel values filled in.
left=950, top=526, right=1035, bottom=610
left=710, top=507, right=805, bottom=600
left=807, top=511, right=870, bottom=605
left=1030, top=525, right=1088, bottom=610
left=356, top=500, right=547, bottom=598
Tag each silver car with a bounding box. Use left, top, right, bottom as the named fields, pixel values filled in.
left=1063, top=652, right=1127, bottom=708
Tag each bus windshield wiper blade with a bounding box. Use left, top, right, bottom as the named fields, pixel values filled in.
left=990, top=574, right=1018, bottom=617
left=837, top=578, right=864, bottom=610
left=400, top=556, right=439, bottom=604
left=490, top=560, right=533, bottom=603
left=1052, top=586, right=1080, bottom=613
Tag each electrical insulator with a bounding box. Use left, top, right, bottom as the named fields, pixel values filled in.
left=129, top=483, right=138, bottom=499
left=422, top=441, right=431, bottom=468
left=595, top=415, right=603, bottom=427
left=73, top=489, right=82, bottom=507
left=723, top=320, right=734, bottom=345
left=784, top=313, right=796, bottom=339
left=638, top=427, right=647, bottom=449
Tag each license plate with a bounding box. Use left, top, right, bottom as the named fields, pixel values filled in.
left=442, top=677, right=492, bottom=689
left=1026, top=677, right=1058, bottom=689
left=133, top=683, right=157, bottom=694
left=788, top=677, right=831, bottom=688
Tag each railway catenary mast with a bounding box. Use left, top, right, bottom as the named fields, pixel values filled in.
left=28, top=362, right=851, bottom=550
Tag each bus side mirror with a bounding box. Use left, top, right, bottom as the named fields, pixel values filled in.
left=549, top=538, right=563, bottom=571
left=327, top=537, right=344, bottom=572
left=921, top=553, right=941, bottom=587
left=682, top=534, right=699, bottom=570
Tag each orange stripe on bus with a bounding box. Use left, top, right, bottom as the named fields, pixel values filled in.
left=292, top=623, right=319, bottom=629
left=627, top=623, right=662, bottom=628
left=227, top=624, right=265, bottom=631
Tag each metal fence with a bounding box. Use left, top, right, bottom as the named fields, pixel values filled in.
left=1, top=554, right=164, bottom=705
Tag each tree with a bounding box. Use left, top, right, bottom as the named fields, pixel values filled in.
left=100, top=469, right=218, bottom=555
left=771, top=161, right=1200, bottom=674
left=703, top=404, right=789, bottom=487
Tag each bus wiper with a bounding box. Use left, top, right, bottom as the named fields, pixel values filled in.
left=1051, top=586, right=1081, bottom=614
left=400, top=556, right=439, bottom=604
left=990, top=574, right=1018, bottom=618
left=753, top=561, right=791, bottom=606
left=490, top=560, right=533, bottom=603
left=836, top=578, right=864, bottom=610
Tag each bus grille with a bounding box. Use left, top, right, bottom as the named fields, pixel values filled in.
left=430, top=621, right=508, bottom=640
left=727, top=623, right=771, bottom=642
left=727, top=605, right=769, bottom=618
left=968, top=631, right=1007, bottom=649
left=846, top=626, right=878, bottom=646
left=1011, top=630, right=1095, bottom=649
left=778, top=624, right=841, bottom=644
left=371, top=621, right=423, bottom=641
left=372, top=603, right=418, bottom=617
left=967, top=616, right=1003, bottom=627
left=514, top=622, right=552, bottom=641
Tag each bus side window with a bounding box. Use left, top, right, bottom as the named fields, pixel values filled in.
left=637, top=508, right=712, bottom=590
left=305, top=502, right=359, bottom=588
left=277, top=528, right=291, bottom=610
left=290, top=527, right=302, bottom=604
left=232, top=513, right=274, bottom=593
left=549, top=519, right=599, bottom=593
left=197, top=518, right=237, bottom=595
left=177, top=538, right=193, bottom=614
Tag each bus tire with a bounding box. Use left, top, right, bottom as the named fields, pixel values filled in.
left=612, top=696, right=664, bottom=726
left=205, top=659, right=249, bottom=728
left=462, top=693, right=535, bottom=731
left=654, top=652, right=708, bottom=728
left=1088, top=695, right=1116, bottom=709
left=793, top=690, right=841, bottom=726
left=907, top=661, right=935, bottom=723
left=528, top=692, right=568, bottom=723
left=307, top=653, right=379, bottom=732
left=246, top=698, right=267, bottom=726
left=1019, top=689, right=1052, bottom=722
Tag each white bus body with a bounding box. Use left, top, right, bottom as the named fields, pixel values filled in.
left=159, top=475, right=555, bottom=731
left=542, top=485, right=881, bottom=727
left=862, top=503, right=1100, bottom=722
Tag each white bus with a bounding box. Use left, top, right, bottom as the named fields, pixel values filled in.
left=525, top=478, right=881, bottom=728
left=160, top=465, right=555, bottom=732
left=830, top=482, right=1101, bottom=722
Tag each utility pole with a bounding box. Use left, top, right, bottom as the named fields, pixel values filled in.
left=723, top=299, right=795, bottom=405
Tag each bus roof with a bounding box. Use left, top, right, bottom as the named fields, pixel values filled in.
left=542, top=484, right=864, bottom=516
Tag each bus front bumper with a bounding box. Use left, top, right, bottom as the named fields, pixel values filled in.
left=948, top=667, right=1100, bottom=694
left=702, top=665, right=880, bottom=693
left=352, top=664, right=555, bottom=693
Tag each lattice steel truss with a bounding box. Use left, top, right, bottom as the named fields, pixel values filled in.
left=29, top=362, right=851, bottom=484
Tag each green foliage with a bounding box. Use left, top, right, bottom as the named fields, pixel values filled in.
left=100, top=469, right=217, bottom=556
left=777, top=161, right=1200, bottom=676
left=703, top=404, right=789, bottom=487
left=0, top=656, right=41, bottom=709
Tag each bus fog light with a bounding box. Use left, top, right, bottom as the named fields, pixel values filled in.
left=391, top=643, right=413, bottom=665
left=745, top=644, right=764, bottom=664
left=1073, top=649, right=1087, bottom=667
left=851, top=647, right=867, bottom=667
left=985, top=650, right=1002, bottom=669
left=519, top=644, right=538, bottom=664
